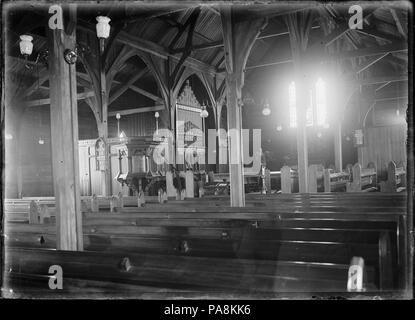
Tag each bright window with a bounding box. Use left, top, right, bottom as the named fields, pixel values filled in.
left=289, top=81, right=296, bottom=128
left=316, top=78, right=327, bottom=126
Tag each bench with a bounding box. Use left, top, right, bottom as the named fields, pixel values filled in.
left=280, top=166, right=298, bottom=193
left=4, top=246, right=381, bottom=298
left=346, top=163, right=377, bottom=192
left=324, top=169, right=351, bottom=192
left=5, top=195, right=406, bottom=291
left=4, top=193, right=407, bottom=224
left=380, top=161, right=406, bottom=193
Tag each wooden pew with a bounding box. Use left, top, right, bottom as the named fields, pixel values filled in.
left=280, top=166, right=298, bottom=193
left=5, top=192, right=407, bottom=224
left=308, top=164, right=324, bottom=193
left=4, top=246, right=380, bottom=298
left=5, top=196, right=406, bottom=291
left=346, top=163, right=377, bottom=192
left=323, top=169, right=351, bottom=192
left=380, top=161, right=406, bottom=193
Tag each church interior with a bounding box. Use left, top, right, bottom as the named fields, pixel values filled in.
left=2, top=1, right=413, bottom=299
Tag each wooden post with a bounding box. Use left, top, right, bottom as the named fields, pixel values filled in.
left=281, top=166, right=292, bottom=193
left=48, top=7, right=83, bottom=250
left=137, top=190, right=146, bottom=207
left=98, top=38, right=112, bottom=196
left=334, top=121, right=343, bottom=172
left=347, top=163, right=362, bottom=192
left=117, top=192, right=124, bottom=210
left=220, top=6, right=267, bottom=207
left=323, top=169, right=331, bottom=192
left=308, top=164, right=318, bottom=193
left=185, top=170, right=194, bottom=198
left=91, top=194, right=99, bottom=213
left=110, top=195, right=118, bottom=212
left=29, top=200, right=40, bottom=224
left=265, top=168, right=271, bottom=194
left=166, top=171, right=176, bottom=198
left=39, top=204, right=51, bottom=224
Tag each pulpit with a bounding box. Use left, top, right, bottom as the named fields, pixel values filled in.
left=111, top=136, right=164, bottom=195
left=78, top=136, right=165, bottom=196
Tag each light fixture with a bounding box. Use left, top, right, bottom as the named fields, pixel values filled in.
left=96, top=16, right=111, bottom=39
left=200, top=104, right=209, bottom=118
left=19, top=35, right=33, bottom=56
left=317, top=132, right=322, bottom=138
left=38, top=137, right=45, bottom=145
left=5, top=133, right=13, bottom=140
left=63, top=49, right=77, bottom=64
left=154, top=111, right=160, bottom=133
left=116, top=113, right=121, bottom=138
left=262, top=101, right=271, bottom=116
left=119, top=131, right=126, bottom=139
left=276, top=125, right=282, bottom=132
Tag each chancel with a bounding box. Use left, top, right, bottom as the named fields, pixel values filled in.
left=2, top=1, right=412, bottom=299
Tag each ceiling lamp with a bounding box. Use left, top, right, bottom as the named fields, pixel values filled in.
left=200, top=104, right=209, bottom=118
left=96, top=16, right=111, bottom=39
left=276, top=125, right=282, bottom=132
left=262, top=101, right=271, bottom=116
left=19, top=35, right=33, bottom=56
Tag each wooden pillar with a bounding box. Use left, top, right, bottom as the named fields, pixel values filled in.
left=296, top=77, right=309, bottom=193
left=334, top=121, right=343, bottom=172
left=286, top=13, right=313, bottom=193
left=48, top=8, right=83, bottom=250
left=226, top=75, right=245, bottom=206
left=185, top=170, right=194, bottom=198
left=220, top=6, right=267, bottom=206
left=98, top=39, right=112, bottom=196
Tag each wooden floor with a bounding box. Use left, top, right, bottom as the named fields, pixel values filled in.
left=3, top=192, right=408, bottom=299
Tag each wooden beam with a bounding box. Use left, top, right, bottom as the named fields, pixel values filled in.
left=108, top=68, right=149, bottom=105
left=330, top=42, right=407, bottom=60
left=244, top=59, right=293, bottom=70
left=375, top=96, right=407, bottom=102
left=170, top=7, right=201, bottom=84
left=375, top=81, right=392, bottom=92
left=358, top=74, right=408, bottom=86
left=355, top=28, right=396, bottom=43
left=77, top=21, right=218, bottom=77
left=129, top=85, right=164, bottom=103
left=389, top=8, right=407, bottom=40
left=24, top=91, right=95, bottom=107
left=108, top=105, right=164, bottom=117
left=356, top=53, right=389, bottom=74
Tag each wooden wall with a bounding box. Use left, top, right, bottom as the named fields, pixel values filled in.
left=16, top=107, right=54, bottom=197
left=8, top=106, right=160, bottom=198
left=108, top=112, right=157, bottom=138
left=358, top=124, right=407, bottom=175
